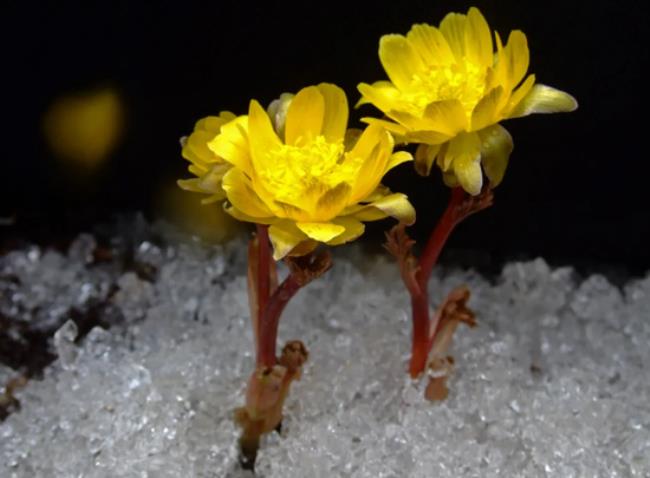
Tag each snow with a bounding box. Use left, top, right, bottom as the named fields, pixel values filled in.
left=1, top=225, right=649, bottom=477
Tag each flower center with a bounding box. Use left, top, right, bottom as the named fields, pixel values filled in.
left=402, top=60, right=486, bottom=117
left=262, top=135, right=355, bottom=216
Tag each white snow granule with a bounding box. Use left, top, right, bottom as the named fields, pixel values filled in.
left=1, top=233, right=649, bottom=477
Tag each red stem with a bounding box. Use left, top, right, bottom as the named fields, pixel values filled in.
left=409, top=292, right=431, bottom=377
left=256, top=225, right=271, bottom=324
left=257, top=274, right=301, bottom=368
left=416, top=187, right=466, bottom=290
left=408, top=187, right=467, bottom=377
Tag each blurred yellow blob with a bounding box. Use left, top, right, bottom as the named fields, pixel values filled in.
left=155, top=182, right=243, bottom=244
left=43, top=88, right=124, bottom=169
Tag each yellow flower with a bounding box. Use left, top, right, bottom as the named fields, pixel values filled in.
left=208, top=83, right=416, bottom=260
left=178, top=111, right=237, bottom=204
left=43, top=88, right=124, bottom=169
left=358, top=7, right=578, bottom=195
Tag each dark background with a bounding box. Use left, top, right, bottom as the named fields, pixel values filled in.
left=1, top=0, right=648, bottom=275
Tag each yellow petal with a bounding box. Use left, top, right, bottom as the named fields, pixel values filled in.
left=448, top=132, right=483, bottom=195
left=421, top=99, right=469, bottom=135
left=287, top=240, right=319, bottom=258
left=317, top=83, right=348, bottom=143
left=269, top=221, right=309, bottom=260
left=436, top=143, right=452, bottom=171
left=272, top=201, right=310, bottom=222
left=505, top=30, right=530, bottom=89
left=491, top=31, right=506, bottom=85
left=195, top=112, right=236, bottom=134
left=406, top=23, right=454, bottom=66
left=315, top=182, right=352, bottom=221
left=285, top=86, right=325, bottom=145
left=375, top=192, right=416, bottom=225
left=360, top=116, right=408, bottom=139
left=224, top=203, right=276, bottom=225
left=347, top=123, right=384, bottom=162
left=414, top=143, right=442, bottom=176
left=177, top=178, right=205, bottom=194
left=180, top=163, right=229, bottom=199
left=439, top=11, right=467, bottom=60
left=386, top=150, right=413, bottom=172
left=182, top=148, right=207, bottom=171
left=245, top=103, right=291, bottom=212
left=183, top=130, right=219, bottom=167
left=509, top=84, right=578, bottom=118
left=442, top=171, right=459, bottom=188
left=478, top=124, right=513, bottom=187
left=248, top=100, right=282, bottom=168
left=352, top=192, right=416, bottom=225
left=346, top=206, right=386, bottom=222
left=188, top=164, right=206, bottom=177
left=386, top=107, right=461, bottom=142
left=464, top=7, right=493, bottom=67
left=494, top=30, right=530, bottom=91
left=406, top=130, right=452, bottom=145
left=471, top=86, right=504, bottom=131
left=344, top=128, right=363, bottom=150
left=208, top=116, right=253, bottom=175
left=296, top=221, right=345, bottom=242
left=198, top=163, right=230, bottom=192
left=454, top=158, right=482, bottom=195
left=362, top=184, right=391, bottom=203
left=200, top=194, right=224, bottom=205
left=221, top=168, right=274, bottom=219
left=348, top=125, right=391, bottom=201
left=503, top=74, right=536, bottom=117
left=327, top=217, right=366, bottom=245
left=357, top=81, right=402, bottom=113
left=379, top=34, right=424, bottom=90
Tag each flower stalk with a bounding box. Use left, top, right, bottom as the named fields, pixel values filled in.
left=417, top=187, right=469, bottom=289
left=237, top=226, right=332, bottom=469
left=387, top=186, right=492, bottom=380
left=256, top=224, right=272, bottom=327
left=248, top=225, right=278, bottom=366
left=256, top=273, right=301, bottom=367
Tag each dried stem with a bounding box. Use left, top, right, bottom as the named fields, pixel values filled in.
left=236, top=341, right=309, bottom=470
left=384, top=223, right=420, bottom=297
left=424, top=286, right=476, bottom=401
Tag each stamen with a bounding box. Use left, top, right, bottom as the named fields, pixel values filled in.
left=400, top=60, right=487, bottom=116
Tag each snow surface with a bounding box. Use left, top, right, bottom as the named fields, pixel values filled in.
left=1, top=228, right=649, bottom=477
